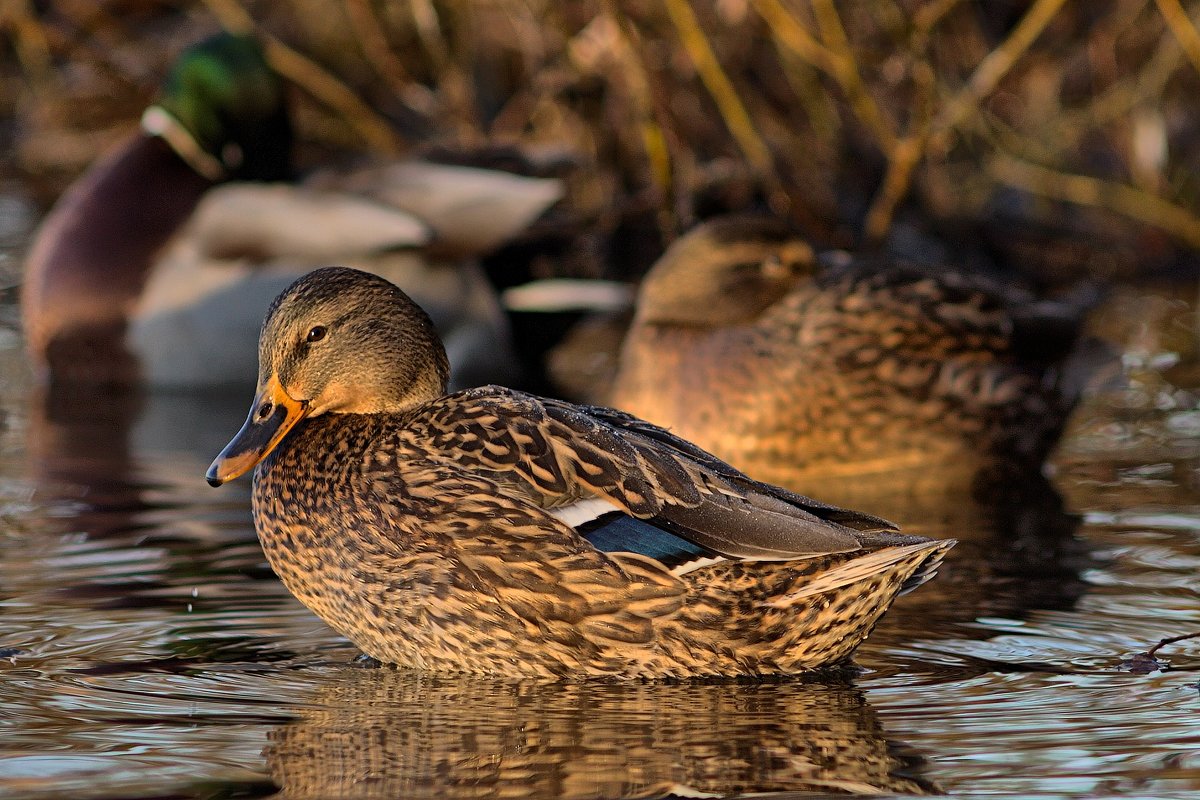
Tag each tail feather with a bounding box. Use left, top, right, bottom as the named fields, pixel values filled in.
left=898, top=539, right=955, bottom=596
left=766, top=539, right=955, bottom=607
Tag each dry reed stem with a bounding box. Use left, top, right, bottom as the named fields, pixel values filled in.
left=911, top=0, right=963, bottom=46
left=200, top=0, right=400, bottom=153
left=1069, top=29, right=1182, bottom=129
left=2, top=0, right=53, bottom=89
left=812, top=0, right=897, bottom=152
left=756, top=0, right=897, bottom=153
left=864, top=135, right=925, bottom=243
left=605, top=9, right=674, bottom=200
left=409, top=0, right=451, bottom=72
left=266, top=41, right=402, bottom=153
left=752, top=0, right=838, bottom=73
left=1155, top=0, right=1200, bottom=77
left=864, top=63, right=936, bottom=243
left=342, top=0, right=417, bottom=103
left=663, top=0, right=773, bottom=175
left=934, top=0, right=1069, bottom=139
left=753, top=0, right=843, bottom=142
left=194, top=0, right=253, bottom=40
left=991, top=154, right=1200, bottom=249
left=858, top=0, right=1067, bottom=240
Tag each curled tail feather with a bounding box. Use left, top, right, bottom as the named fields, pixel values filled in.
left=767, top=540, right=955, bottom=607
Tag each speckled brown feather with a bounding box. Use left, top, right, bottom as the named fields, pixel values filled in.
left=228, top=266, right=954, bottom=678
left=254, top=405, right=951, bottom=677
left=609, top=216, right=1094, bottom=486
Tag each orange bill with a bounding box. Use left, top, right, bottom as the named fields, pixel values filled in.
left=206, top=374, right=308, bottom=486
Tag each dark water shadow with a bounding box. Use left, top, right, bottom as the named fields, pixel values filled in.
left=264, top=668, right=939, bottom=799
left=23, top=383, right=251, bottom=534
left=784, top=465, right=1100, bottom=679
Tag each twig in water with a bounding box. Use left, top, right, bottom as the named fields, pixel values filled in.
left=1147, top=631, right=1200, bottom=660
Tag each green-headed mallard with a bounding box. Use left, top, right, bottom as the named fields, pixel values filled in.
left=22, top=33, right=560, bottom=390
left=206, top=266, right=953, bottom=679
left=609, top=215, right=1097, bottom=489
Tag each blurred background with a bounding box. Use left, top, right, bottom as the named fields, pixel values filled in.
left=4, top=5, right=1200, bottom=798
left=3, top=0, right=1200, bottom=292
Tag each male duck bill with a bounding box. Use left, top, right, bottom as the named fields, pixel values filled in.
left=208, top=266, right=954, bottom=678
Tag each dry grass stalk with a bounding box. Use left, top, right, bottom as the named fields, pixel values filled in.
left=9, top=0, right=1200, bottom=278
left=1155, top=0, right=1200, bottom=77
left=991, top=154, right=1200, bottom=250
left=662, top=0, right=773, bottom=176
left=200, top=0, right=400, bottom=153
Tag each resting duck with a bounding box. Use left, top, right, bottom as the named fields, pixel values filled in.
left=22, top=33, right=559, bottom=390
left=608, top=215, right=1097, bottom=489
left=205, top=266, right=953, bottom=678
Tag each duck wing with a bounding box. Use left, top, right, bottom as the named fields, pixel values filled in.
left=817, top=259, right=1093, bottom=370
left=416, top=387, right=916, bottom=563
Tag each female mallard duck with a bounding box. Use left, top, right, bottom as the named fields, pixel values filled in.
left=608, top=215, right=1096, bottom=489
left=206, top=266, right=953, bottom=678
left=22, top=33, right=559, bottom=390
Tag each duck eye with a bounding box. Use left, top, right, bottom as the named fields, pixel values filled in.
left=306, top=325, right=327, bottom=343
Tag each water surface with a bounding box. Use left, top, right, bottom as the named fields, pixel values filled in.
left=1, top=196, right=1199, bottom=798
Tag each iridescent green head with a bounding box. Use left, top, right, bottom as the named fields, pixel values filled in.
left=146, top=32, right=292, bottom=181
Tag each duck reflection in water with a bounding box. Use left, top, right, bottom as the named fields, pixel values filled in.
left=263, top=670, right=939, bottom=799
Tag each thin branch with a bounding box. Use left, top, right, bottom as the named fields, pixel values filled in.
left=1155, top=0, right=1200, bottom=76
left=663, top=0, right=773, bottom=175
left=1147, top=631, right=1200, bottom=659
left=991, top=154, right=1200, bottom=249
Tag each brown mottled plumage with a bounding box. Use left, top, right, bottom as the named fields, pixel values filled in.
left=609, top=215, right=1095, bottom=487
left=208, top=266, right=953, bottom=679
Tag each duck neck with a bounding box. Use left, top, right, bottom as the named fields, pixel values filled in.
left=312, top=351, right=449, bottom=417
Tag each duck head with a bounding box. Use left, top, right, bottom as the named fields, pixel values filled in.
left=144, top=32, right=292, bottom=182
left=635, top=215, right=815, bottom=327
left=206, top=267, right=450, bottom=485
